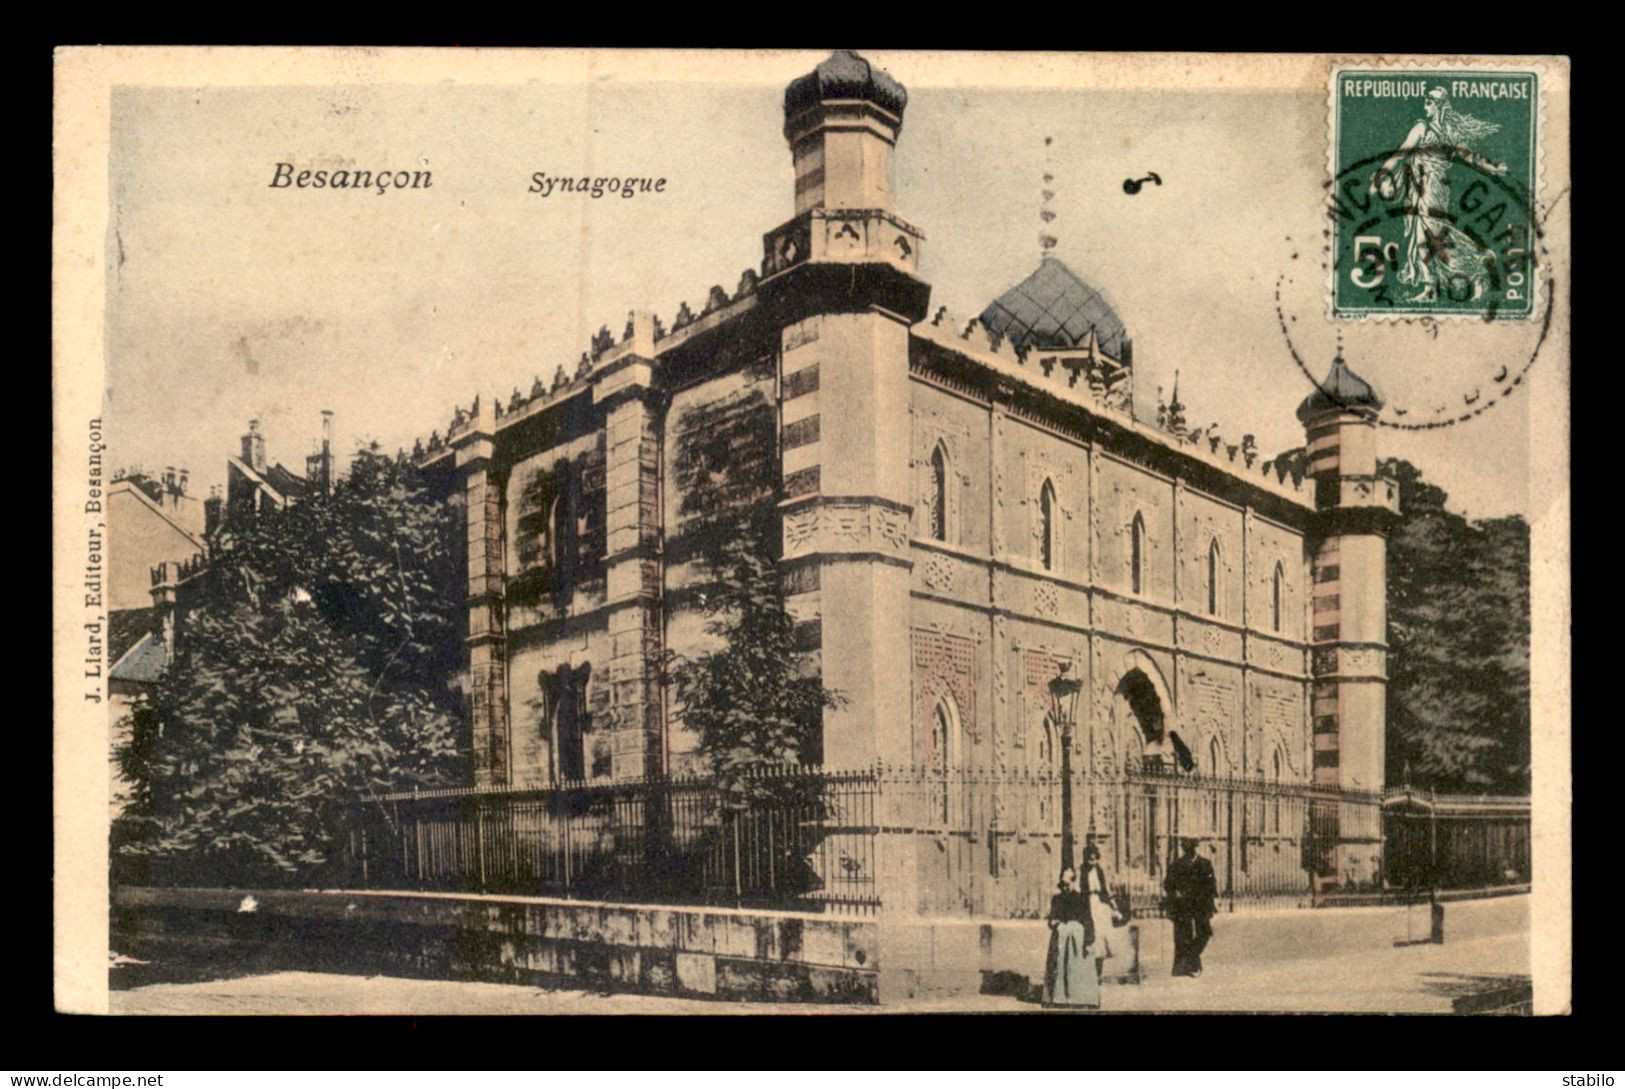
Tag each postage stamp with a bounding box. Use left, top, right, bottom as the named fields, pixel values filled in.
left=1330, top=64, right=1540, bottom=320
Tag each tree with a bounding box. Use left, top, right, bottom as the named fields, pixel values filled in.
left=664, top=383, right=841, bottom=794
left=1382, top=458, right=1530, bottom=794
left=113, top=448, right=467, bottom=886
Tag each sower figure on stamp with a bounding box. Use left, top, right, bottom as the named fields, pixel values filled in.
left=1163, top=837, right=1217, bottom=978
left=1369, top=87, right=1509, bottom=304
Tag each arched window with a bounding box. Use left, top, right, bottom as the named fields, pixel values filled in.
left=1271, top=562, right=1285, bottom=633
left=1131, top=513, right=1146, bottom=595
left=1039, top=479, right=1057, bottom=571
left=1207, top=539, right=1222, bottom=615
left=549, top=665, right=590, bottom=783
left=1038, top=714, right=1058, bottom=821
left=929, top=444, right=949, bottom=542
left=1209, top=736, right=1223, bottom=776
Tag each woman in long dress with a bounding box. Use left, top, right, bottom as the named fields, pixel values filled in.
left=1370, top=87, right=1510, bottom=303
left=1081, top=844, right=1127, bottom=984
left=1042, top=866, right=1098, bottom=1008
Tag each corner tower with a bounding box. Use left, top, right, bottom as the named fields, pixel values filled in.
left=1297, top=357, right=1400, bottom=876
left=764, top=51, right=931, bottom=769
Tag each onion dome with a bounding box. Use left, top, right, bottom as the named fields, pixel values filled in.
left=1296, top=355, right=1384, bottom=421
left=978, top=256, right=1129, bottom=357
left=784, top=50, right=908, bottom=121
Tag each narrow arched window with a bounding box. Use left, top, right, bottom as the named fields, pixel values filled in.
left=1270, top=747, right=1284, bottom=833
left=932, top=698, right=954, bottom=822
left=1271, top=562, right=1285, bottom=633
left=1131, top=513, right=1146, bottom=595
left=1039, top=479, right=1057, bottom=571
left=547, top=494, right=563, bottom=567
left=1207, top=539, right=1221, bottom=615
left=930, top=444, right=948, bottom=542
left=1209, top=737, right=1224, bottom=826
left=1038, top=714, right=1058, bottom=821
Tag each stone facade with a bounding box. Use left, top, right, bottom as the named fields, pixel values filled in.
left=410, top=52, right=1395, bottom=834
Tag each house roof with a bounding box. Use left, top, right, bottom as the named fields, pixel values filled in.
left=109, top=631, right=167, bottom=685
left=109, top=479, right=207, bottom=552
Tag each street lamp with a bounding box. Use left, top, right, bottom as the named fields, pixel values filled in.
left=1047, top=662, right=1084, bottom=872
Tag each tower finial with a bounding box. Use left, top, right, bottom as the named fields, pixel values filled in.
left=1039, top=135, right=1059, bottom=262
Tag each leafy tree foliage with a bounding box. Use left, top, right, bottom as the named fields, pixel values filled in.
left=114, top=448, right=467, bottom=885
left=1382, top=458, right=1530, bottom=793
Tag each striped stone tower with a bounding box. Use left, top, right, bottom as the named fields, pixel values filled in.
left=1297, top=355, right=1400, bottom=888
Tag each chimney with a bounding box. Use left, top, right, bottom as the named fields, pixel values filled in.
left=177, top=468, right=190, bottom=496
left=307, top=410, right=335, bottom=494
left=242, top=420, right=267, bottom=473
left=204, top=486, right=222, bottom=537
left=163, top=466, right=177, bottom=493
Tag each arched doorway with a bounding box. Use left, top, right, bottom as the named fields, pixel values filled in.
left=1116, top=668, right=1168, bottom=773
left=1111, top=658, right=1183, bottom=880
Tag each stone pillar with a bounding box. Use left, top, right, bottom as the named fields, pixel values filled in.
left=455, top=410, right=509, bottom=788
left=597, top=312, right=666, bottom=780
left=1298, top=357, right=1399, bottom=889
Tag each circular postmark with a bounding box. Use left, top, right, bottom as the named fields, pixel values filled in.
left=1271, top=144, right=1559, bottom=431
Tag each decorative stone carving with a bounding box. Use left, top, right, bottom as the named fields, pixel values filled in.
left=923, top=554, right=956, bottom=593
left=1034, top=582, right=1059, bottom=617
left=874, top=507, right=909, bottom=551
left=914, top=629, right=978, bottom=752
left=782, top=500, right=913, bottom=562
left=784, top=509, right=818, bottom=553
left=1336, top=646, right=1386, bottom=677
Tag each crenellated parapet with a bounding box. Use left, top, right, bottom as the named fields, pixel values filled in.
left=909, top=309, right=1315, bottom=510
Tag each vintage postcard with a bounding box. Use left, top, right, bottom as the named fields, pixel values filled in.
left=53, top=48, right=1570, bottom=1016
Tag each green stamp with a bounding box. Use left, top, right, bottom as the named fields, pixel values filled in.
left=1330, top=67, right=1538, bottom=319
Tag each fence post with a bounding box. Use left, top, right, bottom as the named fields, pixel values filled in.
left=1226, top=787, right=1235, bottom=913
left=1428, top=794, right=1439, bottom=899
left=732, top=811, right=743, bottom=908
left=475, top=801, right=488, bottom=892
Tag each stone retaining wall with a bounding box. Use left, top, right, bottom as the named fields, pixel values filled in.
left=113, top=888, right=880, bottom=1004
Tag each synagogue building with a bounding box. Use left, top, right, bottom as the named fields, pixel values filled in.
left=400, top=50, right=1400, bottom=905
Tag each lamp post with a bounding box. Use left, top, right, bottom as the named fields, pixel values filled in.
left=1048, top=662, right=1084, bottom=872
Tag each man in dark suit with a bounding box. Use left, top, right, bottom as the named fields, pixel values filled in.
left=1163, top=837, right=1218, bottom=977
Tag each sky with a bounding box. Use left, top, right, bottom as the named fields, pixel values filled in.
left=102, top=51, right=1564, bottom=521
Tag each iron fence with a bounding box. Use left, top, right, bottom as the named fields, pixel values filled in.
left=877, top=765, right=1389, bottom=918
left=331, top=765, right=1529, bottom=919
left=1381, top=790, right=1532, bottom=893
left=333, top=765, right=880, bottom=914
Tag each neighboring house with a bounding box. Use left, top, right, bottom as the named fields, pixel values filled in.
left=225, top=413, right=334, bottom=522
left=106, top=469, right=207, bottom=813
left=107, top=416, right=337, bottom=813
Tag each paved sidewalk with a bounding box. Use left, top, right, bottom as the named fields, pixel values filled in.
left=110, top=930, right=1529, bottom=1015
